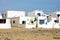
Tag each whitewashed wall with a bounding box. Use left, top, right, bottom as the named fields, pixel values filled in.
left=19, top=17, right=36, bottom=28
left=26, top=24, right=36, bottom=28
left=59, top=16, right=60, bottom=24
left=0, top=16, right=2, bottom=19
left=26, top=17, right=36, bottom=28
left=38, top=16, right=47, bottom=28
left=35, top=10, right=44, bottom=16
left=56, top=11, right=60, bottom=14
left=53, top=16, right=60, bottom=28
left=19, top=17, right=28, bottom=24
left=0, top=19, right=11, bottom=29
left=46, top=18, right=57, bottom=28
left=28, top=10, right=44, bottom=17
left=7, top=11, right=25, bottom=18
left=53, top=23, right=60, bottom=28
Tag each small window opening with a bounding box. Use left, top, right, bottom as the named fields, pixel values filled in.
left=57, top=14, right=60, bottom=17
left=54, top=20, right=59, bottom=23
left=13, top=21, right=15, bottom=23
left=22, top=21, right=26, bottom=24
left=31, top=21, right=33, bottom=23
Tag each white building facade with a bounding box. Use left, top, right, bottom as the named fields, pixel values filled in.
left=0, top=19, right=11, bottom=29
left=28, top=10, right=48, bottom=28
left=0, top=10, right=60, bottom=29
left=48, top=11, right=60, bottom=28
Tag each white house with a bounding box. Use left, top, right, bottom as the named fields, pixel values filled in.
left=2, top=10, right=26, bottom=27
left=0, top=19, right=11, bottom=29
left=0, top=15, right=11, bottom=29
left=48, top=11, right=60, bottom=28
left=28, top=10, right=48, bottom=28
left=2, top=10, right=25, bottom=18
left=19, top=17, right=36, bottom=28
left=0, top=10, right=60, bottom=29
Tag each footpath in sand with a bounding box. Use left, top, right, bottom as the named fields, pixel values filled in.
left=0, top=27, right=60, bottom=40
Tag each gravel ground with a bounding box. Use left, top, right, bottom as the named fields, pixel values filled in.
left=0, top=27, right=60, bottom=40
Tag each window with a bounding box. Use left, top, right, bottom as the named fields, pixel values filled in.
left=57, top=14, right=60, bottom=17
left=37, top=13, right=41, bottom=16
left=2, top=14, right=3, bottom=17
left=54, top=20, right=59, bottom=23
left=39, top=20, right=44, bottom=24
left=31, top=21, right=33, bottom=24
left=13, top=21, right=15, bottom=23
left=0, top=19, right=6, bottom=23
left=22, top=21, right=26, bottom=24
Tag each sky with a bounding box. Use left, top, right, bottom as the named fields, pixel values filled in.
left=0, top=0, right=60, bottom=14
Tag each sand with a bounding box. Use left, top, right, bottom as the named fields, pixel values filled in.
left=0, top=27, right=60, bottom=40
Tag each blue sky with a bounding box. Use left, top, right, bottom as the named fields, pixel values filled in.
left=0, top=0, right=60, bottom=14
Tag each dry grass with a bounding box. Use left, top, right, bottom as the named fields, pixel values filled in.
left=0, top=27, right=60, bottom=40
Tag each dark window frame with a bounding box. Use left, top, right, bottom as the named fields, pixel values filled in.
left=0, top=19, right=6, bottom=23
left=39, top=20, right=44, bottom=24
